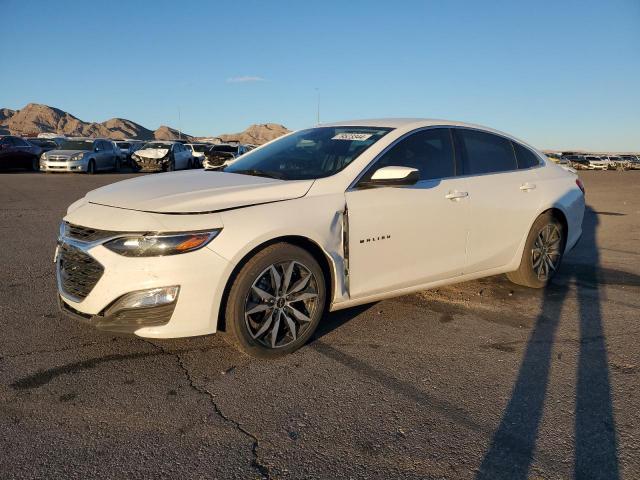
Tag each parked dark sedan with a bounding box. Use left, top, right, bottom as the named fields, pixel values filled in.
left=0, top=136, right=42, bottom=171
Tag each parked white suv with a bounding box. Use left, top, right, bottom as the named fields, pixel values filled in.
left=56, top=119, right=585, bottom=357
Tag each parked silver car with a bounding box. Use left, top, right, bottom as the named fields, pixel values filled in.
left=40, top=138, right=120, bottom=173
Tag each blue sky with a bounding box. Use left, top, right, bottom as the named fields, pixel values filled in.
left=1, top=0, right=639, bottom=150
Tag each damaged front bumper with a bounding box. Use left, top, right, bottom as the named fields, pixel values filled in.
left=132, top=156, right=169, bottom=172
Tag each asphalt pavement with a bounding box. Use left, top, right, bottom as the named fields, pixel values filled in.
left=0, top=170, right=638, bottom=479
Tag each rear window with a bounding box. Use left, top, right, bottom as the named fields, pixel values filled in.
left=455, top=129, right=517, bottom=175
left=513, top=143, right=541, bottom=169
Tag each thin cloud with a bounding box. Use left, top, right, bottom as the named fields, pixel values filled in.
left=226, top=75, right=266, bottom=83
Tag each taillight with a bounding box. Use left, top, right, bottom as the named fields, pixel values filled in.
left=576, top=178, right=585, bottom=195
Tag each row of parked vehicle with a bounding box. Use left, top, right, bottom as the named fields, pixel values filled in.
left=546, top=152, right=640, bottom=171
left=0, top=134, right=256, bottom=174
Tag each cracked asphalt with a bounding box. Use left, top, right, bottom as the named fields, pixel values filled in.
left=0, top=170, right=638, bottom=479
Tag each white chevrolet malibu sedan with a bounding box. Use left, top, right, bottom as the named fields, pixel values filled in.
left=56, top=119, right=585, bottom=357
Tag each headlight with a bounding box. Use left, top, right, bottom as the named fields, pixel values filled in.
left=70, top=152, right=85, bottom=161
left=104, top=230, right=221, bottom=257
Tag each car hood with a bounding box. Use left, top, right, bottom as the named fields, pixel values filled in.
left=84, top=170, right=315, bottom=213
left=135, top=148, right=170, bottom=159
left=46, top=149, right=90, bottom=156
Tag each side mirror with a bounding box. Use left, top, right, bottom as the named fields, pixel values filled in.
left=363, top=166, right=420, bottom=187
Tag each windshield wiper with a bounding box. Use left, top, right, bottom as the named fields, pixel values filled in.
left=228, top=169, right=285, bottom=180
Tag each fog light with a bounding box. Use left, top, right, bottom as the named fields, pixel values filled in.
left=105, top=286, right=179, bottom=315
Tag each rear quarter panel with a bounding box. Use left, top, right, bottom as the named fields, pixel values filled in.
left=529, top=162, right=585, bottom=252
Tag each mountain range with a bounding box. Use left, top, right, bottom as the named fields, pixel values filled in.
left=0, top=103, right=290, bottom=145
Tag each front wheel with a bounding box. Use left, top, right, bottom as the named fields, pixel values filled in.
left=31, top=156, right=40, bottom=172
left=224, top=243, right=326, bottom=358
left=506, top=212, right=565, bottom=288
left=87, top=159, right=96, bottom=174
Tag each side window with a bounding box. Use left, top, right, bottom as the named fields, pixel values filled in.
left=455, top=129, right=517, bottom=175
left=366, top=128, right=455, bottom=181
left=513, top=142, right=541, bottom=169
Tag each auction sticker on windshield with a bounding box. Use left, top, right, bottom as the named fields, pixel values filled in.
left=332, top=132, right=373, bottom=141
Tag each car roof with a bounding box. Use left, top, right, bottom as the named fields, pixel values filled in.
left=321, top=118, right=496, bottom=129
left=319, top=118, right=537, bottom=149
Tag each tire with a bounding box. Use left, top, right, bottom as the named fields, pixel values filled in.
left=31, top=157, right=40, bottom=172
left=506, top=212, right=566, bottom=288
left=166, top=157, right=175, bottom=172
left=223, top=243, right=326, bottom=358
left=87, top=160, right=96, bottom=175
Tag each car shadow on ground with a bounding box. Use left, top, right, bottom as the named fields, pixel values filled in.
left=311, top=205, right=637, bottom=479
left=474, top=205, right=638, bottom=479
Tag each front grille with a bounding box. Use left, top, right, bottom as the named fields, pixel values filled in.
left=49, top=155, right=69, bottom=161
left=57, top=243, right=104, bottom=300
left=204, top=153, right=232, bottom=167
left=63, top=222, right=121, bottom=243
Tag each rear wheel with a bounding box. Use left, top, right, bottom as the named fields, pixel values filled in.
left=31, top=156, right=40, bottom=172
left=223, top=243, right=326, bottom=358
left=507, top=212, right=565, bottom=288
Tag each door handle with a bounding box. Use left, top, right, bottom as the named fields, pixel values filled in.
left=445, top=191, right=469, bottom=200
left=520, top=183, right=537, bottom=191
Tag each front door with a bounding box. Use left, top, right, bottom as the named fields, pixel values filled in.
left=345, top=127, right=469, bottom=299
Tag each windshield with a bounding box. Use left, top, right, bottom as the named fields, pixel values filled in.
left=142, top=142, right=171, bottom=150
left=59, top=140, right=94, bottom=151
left=212, top=145, right=238, bottom=153
left=192, top=144, right=209, bottom=152
left=29, top=139, right=55, bottom=147
left=117, top=142, right=131, bottom=149
left=223, top=127, right=392, bottom=180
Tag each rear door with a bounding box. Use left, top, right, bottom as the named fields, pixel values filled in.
left=346, top=127, right=470, bottom=298
left=453, top=128, right=542, bottom=273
